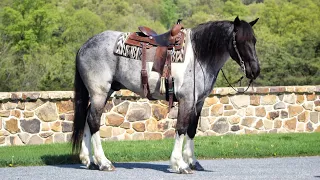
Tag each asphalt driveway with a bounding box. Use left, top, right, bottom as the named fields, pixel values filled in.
left=1, top=156, right=319, bottom=180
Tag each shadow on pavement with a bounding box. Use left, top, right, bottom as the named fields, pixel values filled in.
left=115, top=162, right=171, bottom=173
left=41, top=155, right=80, bottom=166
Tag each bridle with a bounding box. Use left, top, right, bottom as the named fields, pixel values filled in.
left=221, top=31, right=253, bottom=93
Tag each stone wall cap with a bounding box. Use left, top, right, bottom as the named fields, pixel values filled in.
left=0, top=85, right=319, bottom=101
left=0, top=91, right=74, bottom=101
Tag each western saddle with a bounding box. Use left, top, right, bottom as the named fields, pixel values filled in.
left=125, top=22, right=185, bottom=109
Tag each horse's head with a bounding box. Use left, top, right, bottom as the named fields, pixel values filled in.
left=229, top=16, right=260, bottom=80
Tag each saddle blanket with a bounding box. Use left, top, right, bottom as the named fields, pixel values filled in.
left=113, top=29, right=188, bottom=63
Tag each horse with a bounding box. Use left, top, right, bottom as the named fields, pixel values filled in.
left=71, top=16, right=260, bottom=174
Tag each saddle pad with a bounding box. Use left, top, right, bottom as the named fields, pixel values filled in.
left=113, top=29, right=188, bottom=63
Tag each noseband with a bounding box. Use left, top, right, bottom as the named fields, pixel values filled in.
left=221, top=31, right=253, bottom=93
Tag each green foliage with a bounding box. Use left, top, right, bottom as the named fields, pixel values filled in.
left=0, top=0, right=319, bottom=91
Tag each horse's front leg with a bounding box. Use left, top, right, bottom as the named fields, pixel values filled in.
left=170, top=99, right=195, bottom=174
left=183, top=101, right=205, bottom=171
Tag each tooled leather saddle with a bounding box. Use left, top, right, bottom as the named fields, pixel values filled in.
left=124, top=21, right=185, bottom=109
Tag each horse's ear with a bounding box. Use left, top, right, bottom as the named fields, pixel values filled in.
left=234, top=16, right=241, bottom=32
left=249, top=18, right=259, bottom=27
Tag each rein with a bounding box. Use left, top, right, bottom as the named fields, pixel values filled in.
left=221, top=31, right=253, bottom=93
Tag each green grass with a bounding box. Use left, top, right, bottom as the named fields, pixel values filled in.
left=0, top=133, right=320, bottom=167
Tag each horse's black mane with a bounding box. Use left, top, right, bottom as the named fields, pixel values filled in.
left=191, top=20, right=254, bottom=63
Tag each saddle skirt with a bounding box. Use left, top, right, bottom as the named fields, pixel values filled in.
left=113, top=29, right=188, bottom=63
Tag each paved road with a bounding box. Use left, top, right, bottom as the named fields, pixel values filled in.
left=1, top=156, right=319, bottom=180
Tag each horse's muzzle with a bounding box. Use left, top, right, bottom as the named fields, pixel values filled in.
left=246, top=60, right=260, bottom=80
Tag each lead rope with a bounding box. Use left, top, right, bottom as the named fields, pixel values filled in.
left=221, top=69, right=252, bottom=93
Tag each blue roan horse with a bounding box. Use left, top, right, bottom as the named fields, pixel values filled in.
left=72, top=17, right=260, bottom=174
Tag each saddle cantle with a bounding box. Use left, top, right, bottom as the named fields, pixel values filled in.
left=138, top=26, right=158, bottom=36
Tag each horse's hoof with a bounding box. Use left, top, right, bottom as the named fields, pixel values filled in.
left=88, top=162, right=99, bottom=170
left=178, top=167, right=193, bottom=174
left=100, top=164, right=116, bottom=171
left=190, top=162, right=204, bottom=171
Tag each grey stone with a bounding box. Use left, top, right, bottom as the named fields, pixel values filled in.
left=241, top=117, right=256, bottom=127
left=231, top=125, right=240, bottom=131
left=66, top=133, right=72, bottom=142
left=54, top=133, right=65, bottom=143
left=310, top=112, right=319, bottom=124
left=211, top=118, right=229, bottom=134
left=0, top=136, right=5, bottom=144
left=25, top=99, right=45, bottom=111
left=269, top=129, right=277, bottom=134
left=22, top=92, right=40, bottom=100
left=10, top=136, right=23, bottom=145
left=48, top=91, right=73, bottom=99
left=35, top=102, right=58, bottom=122
left=132, top=132, right=144, bottom=140
left=274, top=102, right=286, bottom=109
left=115, top=101, right=130, bottom=115
left=113, top=98, right=125, bottom=106
left=62, top=122, right=73, bottom=132
left=230, top=95, right=250, bottom=109
left=0, top=110, right=10, bottom=117
left=281, top=111, right=288, bottom=119
left=39, top=132, right=54, bottom=138
left=306, top=122, right=314, bottom=131
left=126, top=103, right=151, bottom=122
left=3, top=102, right=17, bottom=110
left=20, top=119, right=41, bottom=134
left=302, top=102, right=314, bottom=111
left=199, top=117, right=210, bottom=132
left=278, top=94, right=284, bottom=101
left=268, top=111, right=280, bottom=120
left=284, top=94, right=296, bottom=104
left=168, top=106, right=178, bottom=119
left=28, top=135, right=43, bottom=145
left=200, top=108, right=209, bottom=117
left=18, top=132, right=31, bottom=144
left=0, top=92, right=10, bottom=100
left=59, top=114, right=65, bottom=120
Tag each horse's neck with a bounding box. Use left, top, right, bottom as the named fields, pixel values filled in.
left=190, top=21, right=233, bottom=69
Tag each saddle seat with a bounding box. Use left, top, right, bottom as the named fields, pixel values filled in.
left=126, top=24, right=184, bottom=49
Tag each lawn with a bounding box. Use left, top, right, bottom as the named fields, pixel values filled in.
left=0, top=133, right=319, bottom=167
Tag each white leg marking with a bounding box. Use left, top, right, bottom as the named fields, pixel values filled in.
left=170, top=132, right=190, bottom=173
left=79, top=122, right=93, bottom=168
left=91, top=131, right=114, bottom=171
left=183, top=134, right=196, bottom=166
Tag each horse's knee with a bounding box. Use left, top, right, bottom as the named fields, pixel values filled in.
left=187, top=128, right=196, bottom=139
left=87, top=113, right=100, bottom=135
left=177, top=128, right=188, bottom=136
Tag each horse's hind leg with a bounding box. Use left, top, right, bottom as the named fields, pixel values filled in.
left=79, top=119, right=98, bottom=169
left=87, top=93, right=115, bottom=171
left=183, top=101, right=205, bottom=171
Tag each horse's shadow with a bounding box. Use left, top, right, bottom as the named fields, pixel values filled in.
left=114, top=162, right=171, bottom=173
left=41, top=155, right=171, bottom=173
left=41, top=155, right=214, bottom=173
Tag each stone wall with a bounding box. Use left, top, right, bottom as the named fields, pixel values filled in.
left=0, top=86, right=320, bottom=146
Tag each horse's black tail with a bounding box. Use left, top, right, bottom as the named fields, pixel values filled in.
left=71, top=50, right=89, bottom=154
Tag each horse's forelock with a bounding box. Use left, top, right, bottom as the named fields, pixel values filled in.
left=237, top=21, right=255, bottom=42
